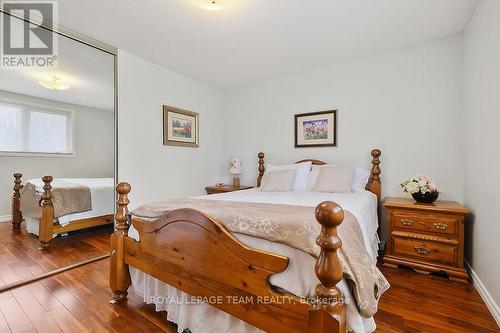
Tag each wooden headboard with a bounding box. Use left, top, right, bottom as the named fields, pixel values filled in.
left=256, top=149, right=382, bottom=205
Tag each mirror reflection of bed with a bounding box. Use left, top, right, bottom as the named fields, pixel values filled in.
left=0, top=13, right=116, bottom=290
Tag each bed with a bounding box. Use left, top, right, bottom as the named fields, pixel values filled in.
left=110, top=149, right=386, bottom=333
left=12, top=174, right=114, bottom=249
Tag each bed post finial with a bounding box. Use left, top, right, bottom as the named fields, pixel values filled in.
left=257, top=152, right=265, bottom=187
left=368, top=149, right=381, bottom=203
left=309, top=201, right=346, bottom=332
left=41, top=176, right=53, bottom=206
left=115, top=182, right=131, bottom=231
left=110, top=182, right=132, bottom=303
left=38, top=176, right=54, bottom=249
left=12, top=173, right=23, bottom=229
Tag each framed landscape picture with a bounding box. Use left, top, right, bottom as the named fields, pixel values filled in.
left=294, top=110, right=337, bottom=148
left=163, top=105, right=199, bottom=147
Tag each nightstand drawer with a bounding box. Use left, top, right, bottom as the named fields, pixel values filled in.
left=392, top=237, right=456, bottom=266
left=392, top=211, right=458, bottom=236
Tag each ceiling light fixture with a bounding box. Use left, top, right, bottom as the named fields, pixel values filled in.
left=207, top=0, right=219, bottom=11
left=191, top=0, right=223, bottom=11
left=38, top=76, right=71, bottom=90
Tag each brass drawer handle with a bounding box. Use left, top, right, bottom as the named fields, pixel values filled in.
left=401, top=218, right=413, bottom=226
left=433, top=222, right=448, bottom=230
left=414, top=246, right=430, bottom=255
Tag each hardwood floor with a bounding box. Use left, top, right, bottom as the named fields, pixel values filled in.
left=0, top=221, right=498, bottom=333
left=0, top=258, right=176, bottom=333
left=0, top=221, right=113, bottom=287
left=376, top=266, right=499, bottom=332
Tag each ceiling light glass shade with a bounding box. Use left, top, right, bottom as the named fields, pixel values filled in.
left=38, top=77, right=71, bottom=90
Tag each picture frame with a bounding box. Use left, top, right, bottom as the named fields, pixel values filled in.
left=294, top=110, right=337, bottom=148
left=163, top=105, right=199, bottom=147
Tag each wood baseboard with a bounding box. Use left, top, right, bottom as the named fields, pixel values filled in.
left=466, top=260, right=500, bottom=327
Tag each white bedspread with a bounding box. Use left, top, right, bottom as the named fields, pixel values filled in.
left=128, top=189, right=380, bottom=333
left=25, top=178, right=114, bottom=236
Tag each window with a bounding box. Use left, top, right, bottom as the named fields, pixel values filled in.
left=0, top=100, right=74, bottom=156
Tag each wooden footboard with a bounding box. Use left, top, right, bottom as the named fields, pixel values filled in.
left=110, top=183, right=346, bottom=333
left=12, top=173, right=55, bottom=247
left=13, top=174, right=113, bottom=249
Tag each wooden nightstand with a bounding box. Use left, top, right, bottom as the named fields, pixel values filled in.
left=205, top=185, right=253, bottom=195
left=383, top=197, right=470, bottom=284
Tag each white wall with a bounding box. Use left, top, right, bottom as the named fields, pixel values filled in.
left=463, top=0, right=500, bottom=320
left=224, top=35, right=464, bottom=239
left=117, top=50, right=226, bottom=208
left=0, top=92, right=114, bottom=219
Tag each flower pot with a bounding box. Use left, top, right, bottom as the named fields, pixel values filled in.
left=412, top=191, right=439, bottom=203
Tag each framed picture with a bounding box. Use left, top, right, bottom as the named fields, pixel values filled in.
left=294, top=110, right=337, bottom=148
left=163, top=105, right=199, bottom=147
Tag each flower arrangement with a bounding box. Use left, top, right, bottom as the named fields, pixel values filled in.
left=401, top=175, right=439, bottom=203
left=401, top=175, right=438, bottom=194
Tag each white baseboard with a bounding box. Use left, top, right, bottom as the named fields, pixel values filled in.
left=0, top=215, right=12, bottom=223
left=466, top=261, right=500, bottom=327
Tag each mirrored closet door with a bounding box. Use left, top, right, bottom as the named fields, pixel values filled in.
left=0, top=9, right=116, bottom=290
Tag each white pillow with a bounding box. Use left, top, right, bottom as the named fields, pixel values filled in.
left=352, top=167, right=371, bottom=192
left=306, top=165, right=371, bottom=192
left=265, top=161, right=312, bottom=191
left=306, top=165, right=321, bottom=190
left=312, top=165, right=355, bottom=193
left=260, top=169, right=297, bottom=192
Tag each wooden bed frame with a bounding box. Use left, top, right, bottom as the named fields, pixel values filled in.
left=109, top=149, right=381, bottom=333
left=12, top=174, right=114, bottom=249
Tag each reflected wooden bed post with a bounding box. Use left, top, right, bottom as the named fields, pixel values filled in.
left=309, top=201, right=346, bottom=333
left=39, top=176, right=55, bottom=250
left=110, top=182, right=132, bottom=303
left=257, top=152, right=265, bottom=187
left=12, top=173, right=23, bottom=229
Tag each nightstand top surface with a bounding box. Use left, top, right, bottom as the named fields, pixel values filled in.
left=384, top=197, right=470, bottom=214
left=205, top=185, right=253, bottom=192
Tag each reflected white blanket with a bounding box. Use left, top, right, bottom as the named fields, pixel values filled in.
left=25, top=178, right=114, bottom=236
left=129, top=189, right=379, bottom=333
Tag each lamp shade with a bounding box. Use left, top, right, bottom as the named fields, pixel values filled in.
left=228, top=158, right=242, bottom=174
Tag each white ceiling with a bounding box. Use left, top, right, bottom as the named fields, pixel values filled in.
left=57, top=0, right=478, bottom=90
left=0, top=13, right=114, bottom=111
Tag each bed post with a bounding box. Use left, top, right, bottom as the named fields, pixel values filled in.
left=368, top=149, right=381, bottom=204
left=12, top=173, right=23, bottom=229
left=309, top=201, right=346, bottom=333
left=38, top=176, right=55, bottom=250
left=110, top=182, right=132, bottom=303
left=257, top=152, right=265, bottom=187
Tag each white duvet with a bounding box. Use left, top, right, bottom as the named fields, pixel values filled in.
left=128, top=189, right=380, bottom=333
left=25, top=178, right=114, bottom=236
